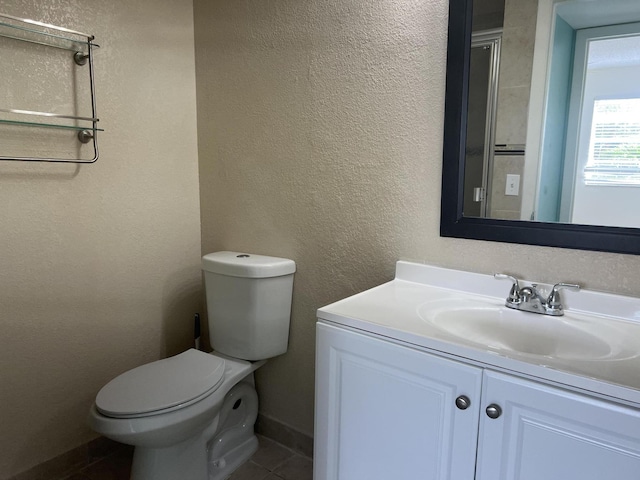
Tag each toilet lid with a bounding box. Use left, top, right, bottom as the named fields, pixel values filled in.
left=96, top=349, right=226, bottom=417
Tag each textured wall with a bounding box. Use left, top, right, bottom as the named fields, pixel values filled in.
left=0, top=0, right=201, bottom=477
left=194, top=0, right=640, bottom=438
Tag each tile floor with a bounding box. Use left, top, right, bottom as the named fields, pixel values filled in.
left=227, top=436, right=313, bottom=480
left=62, top=435, right=312, bottom=480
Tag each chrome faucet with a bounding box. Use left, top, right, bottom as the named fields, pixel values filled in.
left=494, top=274, right=580, bottom=316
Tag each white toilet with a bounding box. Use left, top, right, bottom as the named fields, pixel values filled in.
left=89, top=251, right=295, bottom=480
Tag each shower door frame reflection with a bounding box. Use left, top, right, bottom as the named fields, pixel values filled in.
left=464, top=29, right=502, bottom=218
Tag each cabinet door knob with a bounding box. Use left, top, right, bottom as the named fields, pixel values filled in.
left=455, top=395, right=471, bottom=410
left=486, top=404, right=502, bottom=419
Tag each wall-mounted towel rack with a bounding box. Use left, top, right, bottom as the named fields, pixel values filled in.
left=0, top=13, right=101, bottom=163
left=494, top=144, right=525, bottom=156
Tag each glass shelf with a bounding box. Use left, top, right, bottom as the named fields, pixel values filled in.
left=0, top=118, right=102, bottom=132
left=0, top=13, right=95, bottom=52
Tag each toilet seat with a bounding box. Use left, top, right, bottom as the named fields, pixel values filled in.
left=96, top=349, right=226, bottom=418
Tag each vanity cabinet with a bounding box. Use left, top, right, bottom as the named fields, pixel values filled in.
left=314, top=322, right=482, bottom=480
left=477, top=370, right=640, bottom=480
left=315, top=322, right=640, bottom=480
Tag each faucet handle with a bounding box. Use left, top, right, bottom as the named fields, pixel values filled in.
left=547, top=283, right=580, bottom=310
left=494, top=274, right=521, bottom=303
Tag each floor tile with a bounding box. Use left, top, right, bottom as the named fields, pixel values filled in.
left=251, top=436, right=295, bottom=471
left=227, top=460, right=271, bottom=480
left=65, top=447, right=132, bottom=480
left=272, top=455, right=313, bottom=480
left=54, top=434, right=311, bottom=480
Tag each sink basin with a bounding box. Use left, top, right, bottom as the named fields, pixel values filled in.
left=417, top=299, right=628, bottom=361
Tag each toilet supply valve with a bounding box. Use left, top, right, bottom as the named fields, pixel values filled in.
left=194, top=313, right=201, bottom=350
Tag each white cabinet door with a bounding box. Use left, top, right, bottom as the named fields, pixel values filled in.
left=314, top=322, right=482, bottom=480
left=476, top=370, right=640, bottom=480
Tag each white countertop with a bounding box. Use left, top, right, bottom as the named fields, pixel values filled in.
left=317, top=261, right=640, bottom=407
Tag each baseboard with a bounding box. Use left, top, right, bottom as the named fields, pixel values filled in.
left=8, top=436, right=129, bottom=480
left=255, top=413, right=314, bottom=459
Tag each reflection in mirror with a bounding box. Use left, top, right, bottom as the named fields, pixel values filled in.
left=441, top=0, right=640, bottom=254
left=463, top=0, right=640, bottom=228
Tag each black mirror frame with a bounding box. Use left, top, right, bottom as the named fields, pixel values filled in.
left=440, top=0, right=640, bottom=255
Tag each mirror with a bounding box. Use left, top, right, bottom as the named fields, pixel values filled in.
left=441, top=0, right=640, bottom=254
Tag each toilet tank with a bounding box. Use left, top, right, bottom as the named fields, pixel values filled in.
left=202, top=251, right=296, bottom=361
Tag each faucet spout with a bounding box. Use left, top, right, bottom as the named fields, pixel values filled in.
left=516, top=284, right=547, bottom=314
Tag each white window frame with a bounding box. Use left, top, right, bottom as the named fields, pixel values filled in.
left=560, top=21, right=640, bottom=221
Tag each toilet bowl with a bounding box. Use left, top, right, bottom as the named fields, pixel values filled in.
left=89, top=252, right=296, bottom=480
left=89, top=349, right=264, bottom=480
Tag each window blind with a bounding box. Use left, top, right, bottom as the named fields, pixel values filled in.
left=584, top=98, right=640, bottom=186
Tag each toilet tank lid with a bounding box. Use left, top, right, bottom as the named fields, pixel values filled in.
left=202, top=251, right=296, bottom=278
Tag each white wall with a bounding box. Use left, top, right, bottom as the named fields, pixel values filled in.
left=194, top=0, right=640, bottom=439
left=0, top=0, right=202, bottom=477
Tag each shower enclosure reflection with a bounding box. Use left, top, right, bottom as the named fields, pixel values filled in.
left=464, top=0, right=640, bottom=227
left=464, top=29, right=501, bottom=218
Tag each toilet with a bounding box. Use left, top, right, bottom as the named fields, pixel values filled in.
left=88, top=251, right=295, bottom=480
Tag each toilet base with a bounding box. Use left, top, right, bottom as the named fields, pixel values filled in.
left=131, top=432, right=210, bottom=480
left=127, top=380, right=260, bottom=480
left=208, top=381, right=260, bottom=479
left=208, top=434, right=258, bottom=480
